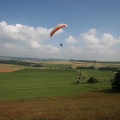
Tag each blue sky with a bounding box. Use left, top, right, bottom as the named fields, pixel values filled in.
left=0, top=0, right=120, bottom=61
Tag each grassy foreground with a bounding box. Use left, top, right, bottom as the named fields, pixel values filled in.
left=0, top=93, right=120, bottom=120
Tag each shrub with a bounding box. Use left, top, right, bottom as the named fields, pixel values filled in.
left=87, top=77, right=98, bottom=84
left=32, top=64, right=43, bottom=67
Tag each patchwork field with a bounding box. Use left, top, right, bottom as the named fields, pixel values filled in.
left=0, top=61, right=120, bottom=120
left=40, top=61, right=120, bottom=69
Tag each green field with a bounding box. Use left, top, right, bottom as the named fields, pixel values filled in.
left=0, top=68, right=114, bottom=100
left=0, top=64, right=120, bottom=120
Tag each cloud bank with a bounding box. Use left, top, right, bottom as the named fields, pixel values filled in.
left=0, top=21, right=120, bottom=61
left=0, top=21, right=60, bottom=57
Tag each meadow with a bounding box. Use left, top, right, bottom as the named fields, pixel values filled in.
left=0, top=68, right=114, bottom=100
left=0, top=62, right=120, bottom=120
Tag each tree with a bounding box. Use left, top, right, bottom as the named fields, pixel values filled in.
left=111, top=70, right=120, bottom=92
left=87, top=77, right=98, bottom=84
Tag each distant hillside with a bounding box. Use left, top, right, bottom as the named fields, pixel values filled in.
left=0, top=56, right=41, bottom=61
left=0, top=56, right=120, bottom=63
left=0, top=56, right=68, bottom=62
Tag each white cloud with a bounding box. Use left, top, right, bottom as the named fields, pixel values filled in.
left=4, top=43, right=24, bottom=51
left=79, top=28, right=120, bottom=60
left=101, top=33, right=120, bottom=46
left=30, top=41, right=40, bottom=48
left=80, top=28, right=120, bottom=48
left=42, top=45, right=60, bottom=53
left=0, top=21, right=61, bottom=56
left=0, top=21, right=120, bottom=61
left=80, top=28, right=99, bottom=45
left=66, top=46, right=83, bottom=54
left=65, top=35, right=77, bottom=43
left=0, top=21, right=50, bottom=42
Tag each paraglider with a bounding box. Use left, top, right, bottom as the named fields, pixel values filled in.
left=50, top=23, right=68, bottom=37
left=60, top=43, right=63, bottom=46
left=50, top=23, right=68, bottom=46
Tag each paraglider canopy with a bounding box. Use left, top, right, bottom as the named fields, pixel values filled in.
left=50, top=23, right=68, bottom=37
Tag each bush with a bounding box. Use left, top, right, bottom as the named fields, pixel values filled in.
left=99, top=67, right=117, bottom=71
left=72, top=81, right=80, bottom=85
left=87, top=77, right=98, bottom=84
left=76, top=66, right=95, bottom=70
left=32, top=64, right=43, bottom=67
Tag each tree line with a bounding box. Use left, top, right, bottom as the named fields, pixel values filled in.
left=76, top=66, right=118, bottom=71
left=0, top=60, right=32, bottom=66
left=0, top=60, right=44, bottom=67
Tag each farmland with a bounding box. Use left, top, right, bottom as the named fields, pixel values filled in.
left=0, top=64, right=24, bottom=72
left=0, top=64, right=114, bottom=100
left=0, top=61, right=120, bottom=120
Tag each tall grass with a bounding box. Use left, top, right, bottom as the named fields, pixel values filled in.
left=0, top=93, right=120, bottom=120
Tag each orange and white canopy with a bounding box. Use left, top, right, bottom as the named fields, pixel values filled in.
left=50, top=23, right=68, bottom=37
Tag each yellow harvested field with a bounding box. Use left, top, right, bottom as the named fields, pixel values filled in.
left=0, top=64, right=24, bottom=72
left=0, top=68, right=23, bottom=72
left=41, top=61, right=72, bottom=65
